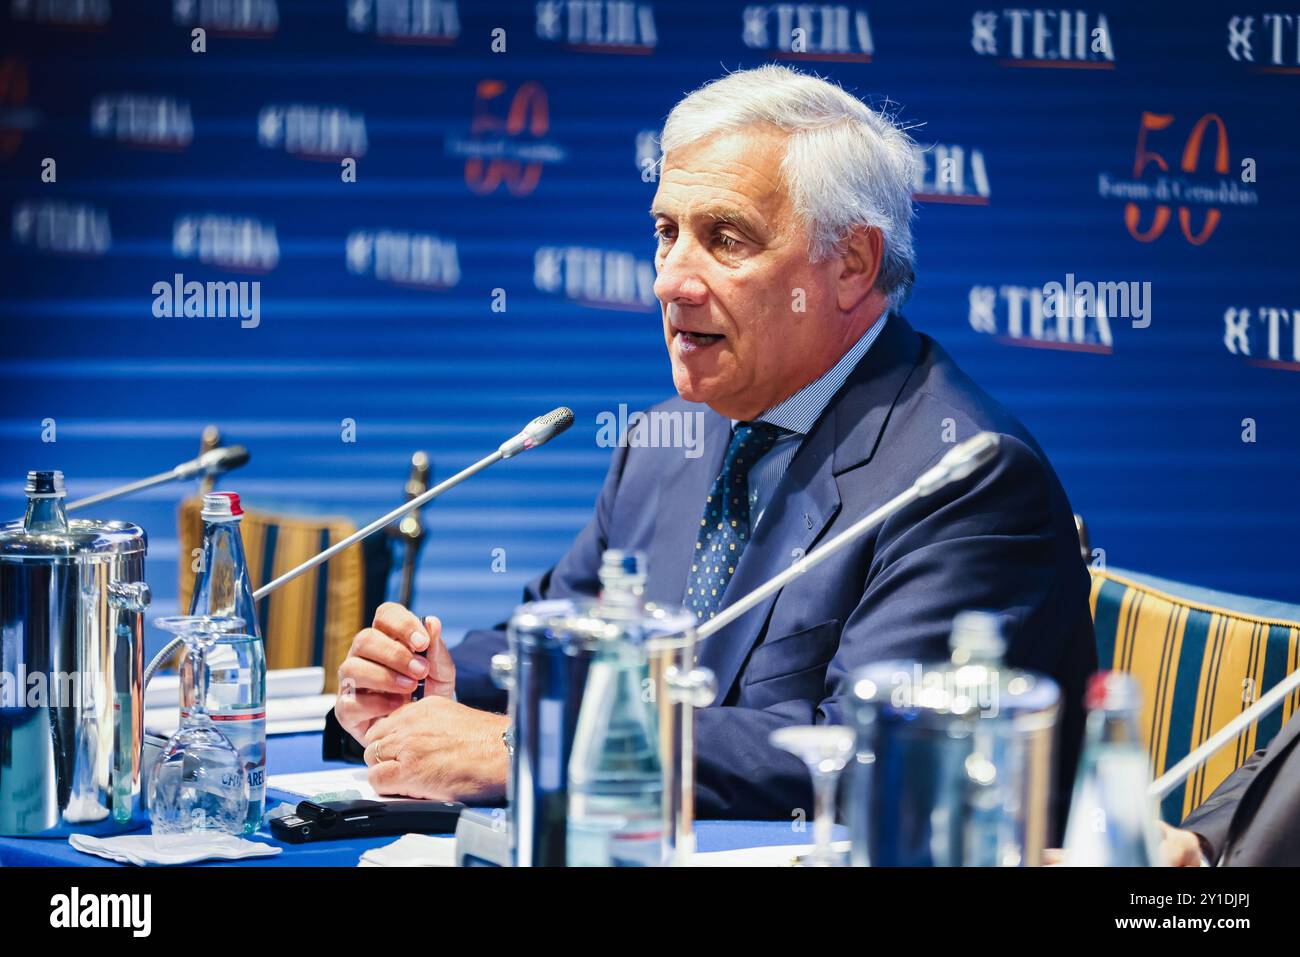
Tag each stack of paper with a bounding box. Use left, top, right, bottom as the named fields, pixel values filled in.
left=145, top=666, right=334, bottom=737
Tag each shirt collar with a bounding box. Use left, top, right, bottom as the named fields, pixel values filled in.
left=731, top=312, right=891, bottom=436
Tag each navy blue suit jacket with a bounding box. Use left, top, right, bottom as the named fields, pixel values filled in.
left=454, top=314, right=1097, bottom=828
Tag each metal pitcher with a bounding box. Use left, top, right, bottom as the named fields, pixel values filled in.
left=0, top=470, right=149, bottom=836
left=492, top=551, right=714, bottom=867
left=844, top=611, right=1059, bottom=867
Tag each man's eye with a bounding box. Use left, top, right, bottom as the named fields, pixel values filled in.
left=716, top=233, right=740, bottom=252
left=653, top=227, right=674, bottom=245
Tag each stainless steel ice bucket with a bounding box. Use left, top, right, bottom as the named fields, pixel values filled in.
left=492, top=592, right=713, bottom=867
left=0, top=470, right=150, bottom=836
left=844, top=612, right=1060, bottom=867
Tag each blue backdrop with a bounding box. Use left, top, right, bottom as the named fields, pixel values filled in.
left=2, top=1, right=1297, bottom=658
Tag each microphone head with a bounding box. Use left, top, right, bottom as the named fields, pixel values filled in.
left=937, top=431, right=1000, bottom=483
left=524, top=407, right=574, bottom=446
left=184, top=445, right=251, bottom=479
left=500, top=407, right=574, bottom=459
left=204, top=445, right=251, bottom=475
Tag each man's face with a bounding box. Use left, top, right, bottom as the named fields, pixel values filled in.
left=651, top=124, right=847, bottom=421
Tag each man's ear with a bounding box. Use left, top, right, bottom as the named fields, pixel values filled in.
left=835, top=225, right=884, bottom=312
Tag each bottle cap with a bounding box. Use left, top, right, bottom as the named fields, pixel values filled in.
left=949, top=610, right=1007, bottom=664
left=1085, top=670, right=1142, bottom=712
left=600, top=549, right=646, bottom=582
left=201, top=491, right=244, bottom=522
left=25, top=470, right=66, bottom=497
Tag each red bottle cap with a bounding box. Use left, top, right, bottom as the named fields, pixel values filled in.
left=1085, top=670, right=1141, bottom=711
left=201, top=491, right=243, bottom=522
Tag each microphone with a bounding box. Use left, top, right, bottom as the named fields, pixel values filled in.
left=251, top=407, right=574, bottom=600
left=146, top=407, right=576, bottom=687
left=175, top=444, right=251, bottom=480
left=499, top=408, right=575, bottom=459
left=696, top=431, right=1002, bottom=641
left=66, top=445, right=252, bottom=512
left=915, top=431, right=1000, bottom=494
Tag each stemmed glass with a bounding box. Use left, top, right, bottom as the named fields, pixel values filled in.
left=148, top=615, right=249, bottom=835
left=769, top=725, right=856, bottom=866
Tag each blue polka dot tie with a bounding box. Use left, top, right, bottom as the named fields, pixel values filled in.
left=686, top=421, right=784, bottom=622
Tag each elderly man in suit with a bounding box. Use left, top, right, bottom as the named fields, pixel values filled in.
left=324, top=64, right=1098, bottom=825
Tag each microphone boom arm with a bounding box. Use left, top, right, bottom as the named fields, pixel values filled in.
left=696, top=431, right=1001, bottom=641
left=252, top=449, right=503, bottom=600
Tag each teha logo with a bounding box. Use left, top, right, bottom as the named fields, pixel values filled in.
left=1227, top=13, right=1300, bottom=71
left=173, top=0, right=279, bottom=37
left=258, top=104, right=368, bottom=160
left=448, top=80, right=566, bottom=196
left=914, top=143, right=990, bottom=204
left=536, top=1, right=657, bottom=54
left=173, top=214, right=279, bottom=273
left=535, top=246, right=657, bottom=311
left=346, top=230, right=460, bottom=289
left=1099, top=111, right=1258, bottom=246
left=91, top=94, right=193, bottom=150
left=969, top=283, right=1114, bottom=353
left=346, top=0, right=460, bottom=45
left=1224, top=305, right=1300, bottom=370
left=742, top=4, right=873, bottom=61
left=12, top=200, right=111, bottom=257
left=10, top=0, right=110, bottom=28
left=50, top=887, right=151, bottom=937
left=971, top=9, right=1114, bottom=67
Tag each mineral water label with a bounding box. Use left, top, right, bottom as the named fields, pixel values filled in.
left=610, top=827, right=665, bottom=867
left=180, top=709, right=266, bottom=723
left=539, top=698, right=562, bottom=791
left=246, top=765, right=265, bottom=805
left=185, top=708, right=267, bottom=808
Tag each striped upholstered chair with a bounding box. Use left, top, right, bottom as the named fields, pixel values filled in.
left=1089, top=567, right=1300, bottom=824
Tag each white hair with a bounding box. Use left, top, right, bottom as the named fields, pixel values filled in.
left=658, top=65, right=920, bottom=308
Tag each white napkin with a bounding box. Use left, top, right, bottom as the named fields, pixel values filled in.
left=69, top=832, right=282, bottom=866
left=359, top=834, right=457, bottom=867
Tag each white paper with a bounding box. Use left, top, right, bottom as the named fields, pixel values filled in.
left=359, top=834, right=457, bottom=867
left=145, top=693, right=335, bottom=738
left=267, top=767, right=399, bottom=802
left=145, top=666, right=325, bottom=708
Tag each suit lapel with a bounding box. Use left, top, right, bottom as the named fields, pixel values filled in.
left=696, top=408, right=841, bottom=697
left=696, top=313, right=926, bottom=699
left=645, top=410, right=728, bottom=606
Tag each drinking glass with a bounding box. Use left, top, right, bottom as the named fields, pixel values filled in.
left=769, top=725, right=856, bottom=867
left=148, top=616, right=248, bottom=835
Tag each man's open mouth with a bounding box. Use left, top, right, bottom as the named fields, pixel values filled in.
left=675, top=330, right=725, bottom=350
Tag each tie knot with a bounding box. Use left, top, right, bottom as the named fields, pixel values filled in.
left=728, top=421, right=784, bottom=465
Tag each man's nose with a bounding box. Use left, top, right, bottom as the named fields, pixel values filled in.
left=654, top=238, right=709, bottom=307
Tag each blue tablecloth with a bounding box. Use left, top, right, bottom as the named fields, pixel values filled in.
left=0, top=732, right=817, bottom=867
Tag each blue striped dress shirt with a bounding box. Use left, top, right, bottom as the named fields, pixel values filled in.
left=732, top=314, right=889, bottom=531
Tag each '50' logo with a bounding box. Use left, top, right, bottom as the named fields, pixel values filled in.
left=465, top=80, right=549, bottom=197
left=1125, top=111, right=1228, bottom=246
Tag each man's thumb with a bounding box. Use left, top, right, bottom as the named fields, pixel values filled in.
left=423, top=615, right=456, bottom=697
